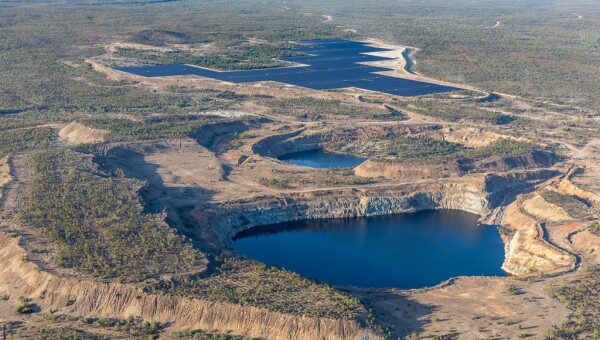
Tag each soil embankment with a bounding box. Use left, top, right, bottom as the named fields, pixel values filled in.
left=58, top=121, right=109, bottom=145
left=0, top=235, right=367, bottom=340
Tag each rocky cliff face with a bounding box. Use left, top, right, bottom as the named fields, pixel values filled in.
left=252, top=130, right=334, bottom=158
left=484, top=169, right=561, bottom=208
left=208, top=171, right=556, bottom=244
left=354, top=160, right=460, bottom=180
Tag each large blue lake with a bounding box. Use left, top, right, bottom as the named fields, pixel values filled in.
left=115, top=39, right=457, bottom=97
left=233, top=210, right=505, bottom=289
left=278, top=149, right=366, bottom=168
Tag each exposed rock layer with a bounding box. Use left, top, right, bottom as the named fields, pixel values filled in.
left=206, top=170, right=559, bottom=245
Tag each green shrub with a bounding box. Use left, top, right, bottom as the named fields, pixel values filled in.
left=588, top=222, right=600, bottom=236
left=15, top=297, right=34, bottom=314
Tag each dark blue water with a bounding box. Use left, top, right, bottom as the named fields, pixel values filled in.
left=278, top=149, right=366, bottom=168
left=114, top=39, right=457, bottom=97
left=233, top=210, right=505, bottom=289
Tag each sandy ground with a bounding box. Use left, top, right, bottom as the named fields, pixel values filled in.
left=359, top=275, right=570, bottom=339
left=58, top=121, right=109, bottom=144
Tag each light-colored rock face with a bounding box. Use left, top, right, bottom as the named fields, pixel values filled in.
left=501, top=224, right=572, bottom=275
left=438, top=127, right=527, bottom=148
left=58, top=121, right=109, bottom=145
left=203, top=169, right=565, bottom=280
left=209, top=170, right=557, bottom=244
left=353, top=152, right=556, bottom=181
left=210, top=182, right=490, bottom=244
left=354, top=160, right=459, bottom=180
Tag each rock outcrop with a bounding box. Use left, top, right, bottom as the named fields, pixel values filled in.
left=191, top=118, right=267, bottom=152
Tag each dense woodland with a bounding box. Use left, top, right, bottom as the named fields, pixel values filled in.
left=18, top=150, right=200, bottom=281
left=146, top=258, right=364, bottom=320
left=81, top=115, right=228, bottom=141
left=264, top=97, right=388, bottom=121
left=115, top=43, right=301, bottom=70
left=0, top=127, right=56, bottom=158
left=329, top=136, right=541, bottom=164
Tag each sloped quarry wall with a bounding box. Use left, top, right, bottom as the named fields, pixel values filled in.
left=0, top=235, right=370, bottom=340
left=191, top=118, right=268, bottom=150
left=251, top=130, right=334, bottom=158
left=355, top=151, right=558, bottom=181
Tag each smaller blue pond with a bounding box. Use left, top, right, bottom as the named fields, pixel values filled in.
left=277, top=149, right=366, bottom=168
left=233, top=210, right=506, bottom=289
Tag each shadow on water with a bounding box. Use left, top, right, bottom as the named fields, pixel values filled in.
left=277, top=149, right=366, bottom=169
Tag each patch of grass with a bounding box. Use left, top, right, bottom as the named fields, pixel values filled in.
left=43, top=313, right=162, bottom=338
left=4, top=323, right=107, bottom=340
left=264, top=97, right=386, bottom=121
left=464, top=138, right=539, bottom=158
left=400, top=101, right=509, bottom=124
left=507, top=285, right=521, bottom=295
left=329, top=135, right=464, bottom=163
left=588, top=221, right=600, bottom=236
left=329, top=135, right=543, bottom=165
left=172, top=328, right=255, bottom=339
left=260, top=168, right=376, bottom=189
left=15, top=297, right=34, bottom=315
left=80, top=115, right=227, bottom=142
left=0, top=127, right=56, bottom=158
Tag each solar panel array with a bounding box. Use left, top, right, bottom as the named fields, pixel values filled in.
left=115, top=39, right=457, bottom=97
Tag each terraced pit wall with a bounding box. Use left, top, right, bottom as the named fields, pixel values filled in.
left=208, top=169, right=560, bottom=244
